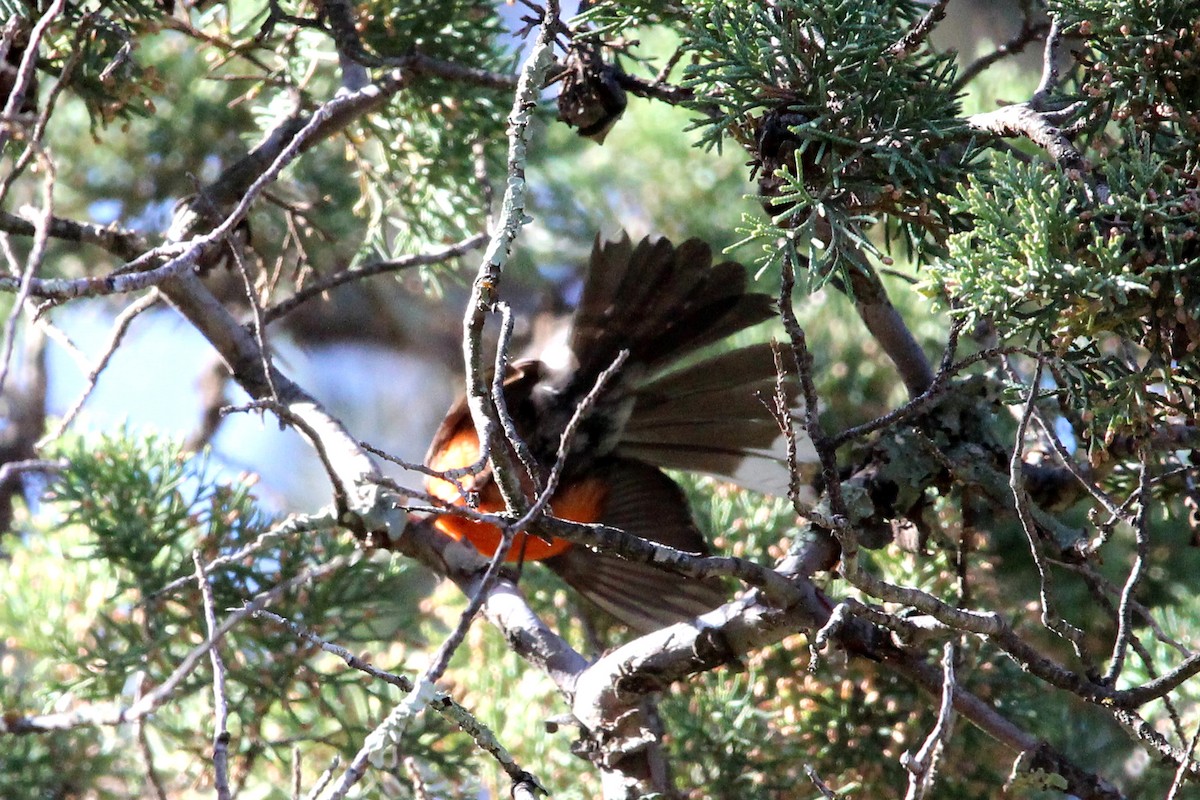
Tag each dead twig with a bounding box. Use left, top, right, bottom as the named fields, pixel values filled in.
left=0, top=148, right=53, bottom=396
left=887, top=0, right=949, bottom=59
left=1007, top=359, right=1091, bottom=663
left=254, top=609, right=541, bottom=791
left=193, top=552, right=233, bottom=800
left=263, top=232, right=488, bottom=324
left=952, top=0, right=1048, bottom=92
left=902, top=642, right=958, bottom=800
left=318, top=5, right=560, bottom=796
left=40, top=291, right=161, bottom=445
left=1103, top=449, right=1152, bottom=685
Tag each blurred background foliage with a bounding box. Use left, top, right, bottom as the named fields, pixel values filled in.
left=2, top=0, right=1200, bottom=797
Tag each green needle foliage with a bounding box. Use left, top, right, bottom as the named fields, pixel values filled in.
left=927, top=0, right=1200, bottom=458
left=929, top=147, right=1200, bottom=451
left=683, top=0, right=975, bottom=285
left=351, top=1, right=516, bottom=258
left=4, top=432, right=468, bottom=798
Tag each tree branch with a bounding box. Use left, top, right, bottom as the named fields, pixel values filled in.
left=0, top=209, right=148, bottom=260
left=262, top=232, right=488, bottom=325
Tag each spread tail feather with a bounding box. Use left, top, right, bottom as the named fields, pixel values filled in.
left=619, top=343, right=820, bottom=495
left=546, top=552, right=727, bottom=633
left=545, top=458, right=727, bottom=633
left=564, top=234, right=776, bottom=391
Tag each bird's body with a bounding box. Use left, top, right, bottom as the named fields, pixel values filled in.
left=425, top=233, right=817, bottom=631
left=425, top=418, right=605, bottom=562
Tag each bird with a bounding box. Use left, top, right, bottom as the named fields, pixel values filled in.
left=424, top=232, right=817, bottom=633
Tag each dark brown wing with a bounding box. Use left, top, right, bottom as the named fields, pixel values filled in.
left=529, top=233, right=785, bottom=474
left=619, top=342, right=820, bottom=496
left=562, top=234, right=776, bottom=394
left=545, top=458, right=728, bottom=633
left=433, top=234, right=791, bottom=478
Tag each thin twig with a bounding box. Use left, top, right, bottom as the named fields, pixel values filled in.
left=1026, top=396, right=1125, bottom=524
left=458, top=0, right=559, bottom=519
left=33, top=317, right=87, bottom=368
left=1103, top=449, right=1152, bottom=685
left=952, top=9, right=1049, bottom=93
left=1053, top=558, right=1191, bottom=657
left=490, top=302, right=544, bottom=491
left=1111, top=707, right=1200, bottom=781
left=769, top=342, right=811, bottom=516
left=0, top=10, right=95, bottom=206
left=291, top=745, right=303, bottom=800
left=135, top=687, right=171, bottom=800
left=1089, top=476, right=1151, bottom=553
left=1008, top=359, right=1090, bottom=661
left=887, top=0, right=949, bottom=59
left=902, top=642, right=957, bottom=800
left=1031, top=15, right=1064, bottom=107
left=0, top=148, right=53, bottom=396
left=301, top=757, right=340, bottom=800
left=40, top=291, right=161, bottom=445
left=538, top=514, right=805, bottom=609
left=222, top=399, right=351, bottom=514
left=333, top=62, right=585, bottom=786
left=1166, top=724, right=1200, bottom=800
left=302, top=0, right=518, bottom=92
left=253, top=609, right=541, bottom=789
left=0, top=457, right=64, bottom=490
left=653, top=46, right=686, bottom=85
left=404, top=757, right=431, bottom=800
left=812, top=598, right=952, bottom=670
left=263, top=232, right=488, bottom=324
left=0, top=0, right=66, bottom=152
left=831, top=317, right=964, bottom=448
left=229, top=244, right=279, bottom=403
left=779, top=255, right=840, bottom=510
left=317, top=5, right=560, bottom=796
left=322, top=535, right=533, bottom=798
left=804, top=764, right=839, bottom=799
left=611, top=68, right=695, bottom=105
left=411, top=533, right=516, bottom=699
left=95, top=19, right=133, bottom=83
left=194, top=552, right=233, bottom=800
left=147, top=511, right=337, bottom=602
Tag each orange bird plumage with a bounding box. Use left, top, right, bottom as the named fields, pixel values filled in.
left=424, top=233, right=815, bottom=632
